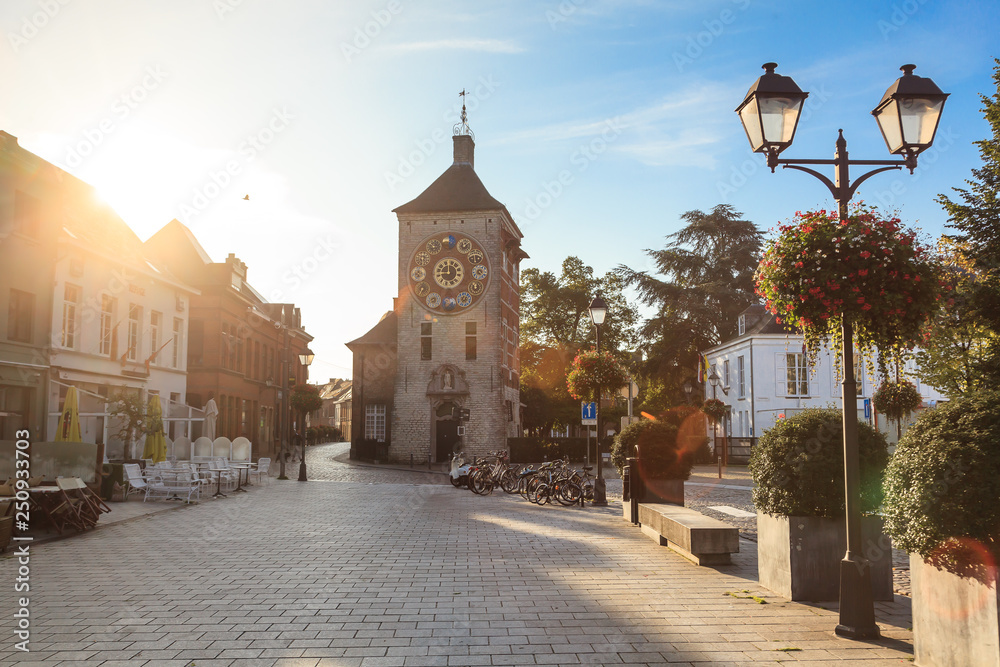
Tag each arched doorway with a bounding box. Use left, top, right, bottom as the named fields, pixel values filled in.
left=435, top=401, right=459, bottom=462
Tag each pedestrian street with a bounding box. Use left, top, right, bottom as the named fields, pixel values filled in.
left=1, top=449, right=914, bottom=666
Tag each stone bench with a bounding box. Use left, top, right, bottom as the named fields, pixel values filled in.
left=638, top=503, right=739, bottom=565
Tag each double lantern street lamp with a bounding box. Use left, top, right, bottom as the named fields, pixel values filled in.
left=588, top=293, right=608, bottom=506
left=736, top=63, right=948, bottom=640
left=297, top=351, right=314, bottom=482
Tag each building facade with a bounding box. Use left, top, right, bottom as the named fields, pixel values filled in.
left=145, top=221, right=313, bottom=462
left=702, top=305, right=947, bottom=458
left=349, top=124, right=525, bottom=464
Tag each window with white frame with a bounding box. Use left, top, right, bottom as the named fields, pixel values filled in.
left=778, top=352, right=809, bottom=396
left=723, top=359, right=730, bottom=388
left=737, top=355, right=746, bottom=398
left=365, top=404, right=386, bottom=442
left=61, top=283, right=80, bottom=349
left=127, top=303, right=141, bottom=361
left=832, top=356, right=866, bottom=396
left=738, top=314, right=746, bottom=336
left=100, top=295, right=114, bottom=356
left=149, top=311, right=162, bottom=365
left=172, top=318, right=182, bottom=368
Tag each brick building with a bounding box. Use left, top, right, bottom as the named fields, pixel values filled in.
left=348, top=119, right=525, bottom=463
left=145, top=221, right=313, bottom=461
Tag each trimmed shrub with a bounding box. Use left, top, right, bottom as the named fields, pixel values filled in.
left=611, top=419, right=695, bottom=480
left=750, top=408, right=889, bottom=518
left=507, top=437, right=591, bottom=463
left=883, top=393, right=1000, bottom=582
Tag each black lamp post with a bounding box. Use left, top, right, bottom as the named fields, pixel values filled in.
left=682, top=379, right=694, bottom=405
left=588, top=293, right=608, bottom=506
left=297, top=351, right=314, bottom=482
left=737, top=62, right=947, bottom=640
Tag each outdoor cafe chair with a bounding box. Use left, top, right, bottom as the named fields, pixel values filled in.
left=123, top=464, right=148, bottom=500
left=249, top=457, right=271, bottom=486
left=56, top=478, right=100, bottom=529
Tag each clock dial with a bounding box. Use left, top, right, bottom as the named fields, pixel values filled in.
left=434, top=257, right=464, bottom=288
left=408, top=232, right=490, bottom=316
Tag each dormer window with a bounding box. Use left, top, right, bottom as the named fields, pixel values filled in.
left=738, top=314, right=746, bottom=336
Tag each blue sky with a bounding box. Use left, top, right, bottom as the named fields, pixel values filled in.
left=1, top=0, right=997, bottom=380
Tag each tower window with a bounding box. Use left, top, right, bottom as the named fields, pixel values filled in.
left=466, top=322, right=477, bottom=360
left=421, top=322, right=432, bottom=360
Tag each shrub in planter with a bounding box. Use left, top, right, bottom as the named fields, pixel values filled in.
left=883, top=392, right=1000, bottom=667
left=750, top=408, right=892, bottom=601
left=612, top=415, right=697, bottom=506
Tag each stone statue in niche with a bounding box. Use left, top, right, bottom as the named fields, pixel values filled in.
left=443, top=369, right=454, bottom=390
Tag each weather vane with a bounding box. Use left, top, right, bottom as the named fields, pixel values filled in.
left=454, top=88, right=474, bottom=139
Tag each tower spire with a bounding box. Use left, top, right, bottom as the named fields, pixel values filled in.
left=454, top=89, right=474, bottom=139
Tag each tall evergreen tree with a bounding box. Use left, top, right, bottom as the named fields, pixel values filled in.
left=617, top=204, right=763, bottom=401
left=938, top=59, right=1000, bottom=377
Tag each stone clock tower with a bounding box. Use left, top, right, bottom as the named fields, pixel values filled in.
left=388, top=112, right=525, bottom=464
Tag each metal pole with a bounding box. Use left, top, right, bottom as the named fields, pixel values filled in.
left=592, top=323, right=607, bottom=506
left=833, top=137, right=878, bottom=638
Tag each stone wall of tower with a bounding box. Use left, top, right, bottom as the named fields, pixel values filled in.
left=390, top=210, right=516, bottom=463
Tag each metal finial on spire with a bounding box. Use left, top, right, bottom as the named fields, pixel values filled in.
left=453, top=89, right=475, bottom=139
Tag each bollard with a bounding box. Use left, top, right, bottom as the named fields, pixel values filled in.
left=626, top=456, right=640, bottom=525
left=410, top=453, right=413, bottom=468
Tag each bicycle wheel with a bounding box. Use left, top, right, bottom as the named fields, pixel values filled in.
left=532, top=483, right=550, bottom=505
left=449, top=474, right=464, bottom=488
left=555, top=481, right=582, bottom=506
left=500, top=469, right=519, bottom=494
left=468, top=470, right=489, bottom=495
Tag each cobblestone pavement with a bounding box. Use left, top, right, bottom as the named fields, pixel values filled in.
left=0, top=453, right=914, bottom=666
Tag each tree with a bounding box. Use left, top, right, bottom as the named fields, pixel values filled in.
left=106, top=388, right=147, bottom=460
left=519, top=257, right=640, bottom=434
left=914, top=238, right=996, bottom=397
left=939, top=58, right=1000, bottom=376
left=617, top=205, right=763, bottom=404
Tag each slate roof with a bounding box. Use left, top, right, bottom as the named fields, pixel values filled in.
left=392, top=164, right=504, bottom=214
left=346, top=311, right=397, bottom=348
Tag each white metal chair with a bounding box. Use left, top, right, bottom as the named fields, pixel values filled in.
left=249, top=458, right=271, bottom=486
left=123, top=464, right=148, bottom=500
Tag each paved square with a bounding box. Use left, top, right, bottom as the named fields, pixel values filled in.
left=1, top=476, right=913, bottom=665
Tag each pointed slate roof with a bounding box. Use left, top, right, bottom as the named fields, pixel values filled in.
left=392, top=162, right=504, bottom=214
left=346, top=311, right=397, bottom=349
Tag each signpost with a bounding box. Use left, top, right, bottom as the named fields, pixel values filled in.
left=582, top=401, right=597, bottom=466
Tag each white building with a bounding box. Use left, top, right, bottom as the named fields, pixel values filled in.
left=44, top=193, right=200, bottom=457
left=701, top=305, right=947, bottom=460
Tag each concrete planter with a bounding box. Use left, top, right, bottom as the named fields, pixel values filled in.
left=910, top=554, right=1000, bottom=667
left=622, top=478, right=684, bottom=522
left=757, top=512, right=894, bottom=601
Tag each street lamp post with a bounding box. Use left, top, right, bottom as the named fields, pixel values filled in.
left=682, top=379, right=694, bottom=405
left=297, top=351, right=314, bottom=482
left=737, top=62, right=947, bottom=639
left=588, top=293, right=608, bottom=506
left=707, top=367, right=729, bottom=468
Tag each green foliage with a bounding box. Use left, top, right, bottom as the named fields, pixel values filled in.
left=566, top=350, right=628, bottom=401
left=618, top=204, right=763, bottom=404
left=883, top=393, right=1000, bottom=582
left=750, top=408, right=889, bottom=518
left=290, top=384, right=323, bottom=414
left=701, top=398, right=729, bottom=423
left=914, top=238, right=997, bottom=397
left=756, top=207, right=939, bottom=378
left=611, top=418, right=696, bottom=480
left=507, top=437, right=591, bottom=463
left=872, top=380, right=922, bottom=422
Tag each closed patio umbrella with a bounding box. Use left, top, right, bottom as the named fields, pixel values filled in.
left=55, top=386, right=82, bottom=442
left=203, top=398, right=218, bottom=440
left=142, top=395, right=167, bottom=463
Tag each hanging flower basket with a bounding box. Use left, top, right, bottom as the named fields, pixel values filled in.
left=873, top=380, right=922, bottom=422
left=566, top=350, right=628, bottom=401
left=701, top=398, right=729, bottom=424
left=755, top=207, right=940, bottom=376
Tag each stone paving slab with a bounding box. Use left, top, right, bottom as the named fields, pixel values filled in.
left=0, top=460, right=914, bottom=666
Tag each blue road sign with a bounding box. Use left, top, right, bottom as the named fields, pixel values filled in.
left=864, top=398, right=871, bottom=420
left=581, top=401, right=597, bottom=425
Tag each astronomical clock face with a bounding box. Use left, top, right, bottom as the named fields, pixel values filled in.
left=408, top=232, right=490, bottom=315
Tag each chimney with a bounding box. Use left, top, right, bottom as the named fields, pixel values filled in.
left=453, top=134, right=474, bottom=168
